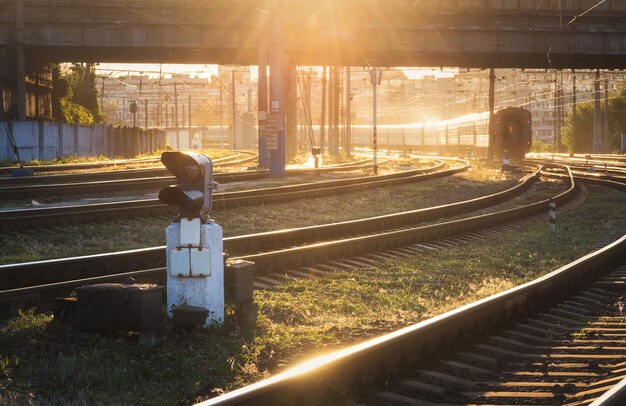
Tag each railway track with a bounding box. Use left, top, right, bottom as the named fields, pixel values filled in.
left=0, top=152, right=259, bottom=187
left=0, top=164, right=573, bottom=309
left=0, top=159, right=452, bottom=232
left=0, top=156, right=162, bottom=176
left=0, top=158, right=379, bottom=203
left=198, top=232, right=626, bottom=406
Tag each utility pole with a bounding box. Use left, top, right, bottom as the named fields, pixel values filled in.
left=174, top=83, right=179, bottom=149
left=332, top=65, right=340, bottom=155
left=593, top=70, right=601, bottom=153
left=370, top=68, right=380, bottom=175
left=604, top=78, right=609, bottom=153
left=553, top=71, right=558, bottom=152
left=164, top=99, right=168, bottom=128
left=572, top=72, right=577, bottom=124
left=232, top=70, right=236, bottom=149
left=219, top=85, right=224, bottom=147
left=144, top=99, right=148, bottom=129
left=101, top=77, right=105, bottom=115
left=488, top=68, right=495, bottom=160
left=320, top=66, right=327, bottom=154
left=188, top=94, right=192, bottom=149
left=15, top=0, right=26, bottom=120
left=345, top=66, right=351, bottom=157
left=327, top=67, right=333, bottom=154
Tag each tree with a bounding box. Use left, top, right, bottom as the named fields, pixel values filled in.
left=562, top=84, right=626, bottom=153
left=54, top=63, right=104, bottom=125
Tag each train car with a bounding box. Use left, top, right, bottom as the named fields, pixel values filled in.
left=493, top=107, right=532, bottom=160
left=193, top=107, right=532, bottom=159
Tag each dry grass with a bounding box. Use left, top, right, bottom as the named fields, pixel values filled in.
left=0, top=165, right=522, bottom=264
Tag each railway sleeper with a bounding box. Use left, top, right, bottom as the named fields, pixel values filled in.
left=367, top=268, right=626, bottom=405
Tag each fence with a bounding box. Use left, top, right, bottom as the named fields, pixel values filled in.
left=0, top=121, right=166, bottom=162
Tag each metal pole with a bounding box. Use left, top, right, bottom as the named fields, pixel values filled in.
left=604, top=78, right=609, bottom=153
left=232, top=70, right=236, bottom=150
left=144, top=99, right=148, bottom=129
left=174, top=83, right=179, bottom=149
left=593, top=70, right=601, bottom=153
left=572, top=72, right=577, bottom=145
left=553, top=71, right=558, bottom=152
left=487, top=68, right=495, bottom=160
left=101, top=77, right=105, bottom=116
left=332, top=66, right=340, bottom=155
left=219, top=85, right=224, bottom=148
left=345, top=66, right=351, bottom=157
left=320, top=66, right=327, bottom=154
left=15, top=0, right=26, bottom=120
left=371, top=68, right=378, bottom=175
left=188, top=94, right=192, bottom=149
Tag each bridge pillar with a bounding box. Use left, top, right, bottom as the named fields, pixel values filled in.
left=268, top=1, right=286, bottom=177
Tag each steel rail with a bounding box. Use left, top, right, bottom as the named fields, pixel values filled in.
left=0, top=151, right=259, bottom=176
left=0, top=153, right=258, bottom=187
left=0, top=158, right=382, bottom=201
left=199, top=207, right=626, bottom=406
left=0, top=165, right=567, bottom=307
left=223, top=167, right=541, bottom=257
left=0, top=170, right=268, bottom=200
left=0, top=160, right=449, bottom=232
left=0, top=156, right=162, bottom=176
left=0, top=161, right=460, bottom=291
left=235, top=166, right=577, bottom=273
left=541, top=169, right=626, bottom=192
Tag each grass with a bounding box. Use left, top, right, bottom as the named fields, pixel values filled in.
left=0, top=166, right=520, bottom=264
left=0, top=184, right=624, bottom=405
left=0, top=149, right=235, bottom=172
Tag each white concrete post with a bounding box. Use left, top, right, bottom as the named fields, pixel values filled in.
left=166, top=219, right=224, bottom=326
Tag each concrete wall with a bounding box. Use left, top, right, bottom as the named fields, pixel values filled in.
left=0, top=121, right=165, bottom=162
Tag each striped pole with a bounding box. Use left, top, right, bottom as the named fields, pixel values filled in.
left=549, top=199, right=556, bottom=232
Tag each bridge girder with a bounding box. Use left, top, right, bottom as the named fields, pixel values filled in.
left=0, top=1, right=624, bottom=69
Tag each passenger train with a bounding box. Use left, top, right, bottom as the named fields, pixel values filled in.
left=198, top=107, right=532, bottom=160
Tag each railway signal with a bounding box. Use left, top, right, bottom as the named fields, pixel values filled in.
left=159, top=151, right=217, bottom=218
left=160, top=151, right=224, bottom=327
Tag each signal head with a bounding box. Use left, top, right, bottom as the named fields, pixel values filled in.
left=159, top=151, right=216, bottom=219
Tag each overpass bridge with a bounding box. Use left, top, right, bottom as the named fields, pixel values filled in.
left=1, top=0, right=626, bottom=69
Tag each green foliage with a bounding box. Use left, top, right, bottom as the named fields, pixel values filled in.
left=57, top=63, right=104, bottom=125
left=531, top=139, right=553, bottom=152
left=60, top=97, right=95, bottom=125
left=562, top=84, right=626, bottom=153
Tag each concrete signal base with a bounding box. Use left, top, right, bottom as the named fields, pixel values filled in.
left=166, top=220, right=224, bottom=326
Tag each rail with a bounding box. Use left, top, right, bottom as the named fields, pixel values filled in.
left=199, top=223, right=626, bottom=406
